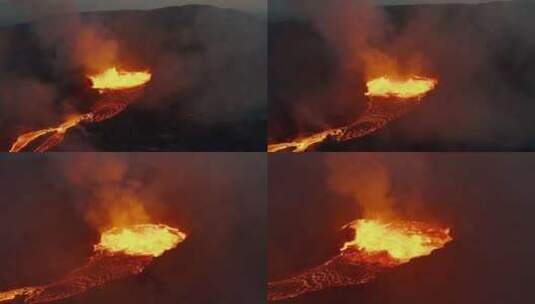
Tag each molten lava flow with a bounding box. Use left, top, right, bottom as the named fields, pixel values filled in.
left=341, top=219, right=452, bottom=266
left=9, top=114, right=92, bottom=153
left=365, top=76, right=438, bottom=99
left=267, top=129, right=342, bottom=153
left=0, top=224, right=186, bottom=304
left=96, top=224, right=186, bottom=257
left=268, top=74, right=438, bottom=153
left=267, top=218, right=452, bottom=301
left=9, top=68, right=152, bottom=152
left=89, top=67, right=152, bottom=91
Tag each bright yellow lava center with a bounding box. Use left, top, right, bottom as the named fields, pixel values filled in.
left=365, top=76, right=438, bottom=99
left=89, top=67, right=152, bottom=90
left=342, top=219, right=451, bottom=263
left=95, top=224, right=186, bottom=257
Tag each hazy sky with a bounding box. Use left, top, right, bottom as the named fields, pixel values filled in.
left=379, top=0, right=510, bottom=3
left=269, top=0, right=511, bottom=20
left=0, top=0, right=514, bottom=25
left=0, top=0, right=266, bottom=25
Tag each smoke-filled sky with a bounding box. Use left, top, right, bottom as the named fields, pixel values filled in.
left=0, top=0, right=266, bottom=25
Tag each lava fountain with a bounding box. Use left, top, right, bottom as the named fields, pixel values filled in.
left=9, top=67, right=152, bottom=153
left=0, top=224, right=186, bottom=304
left=267, top=218, right=452, bottom=301
left=268, top=74, right=438, bottom=153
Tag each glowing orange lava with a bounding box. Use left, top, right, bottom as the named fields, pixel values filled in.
left=0, top=224, right=186, bottom=304
left=9, top=113, right=92, bottom=153
left=267, top=129, right=341, bottom=153
left=89, top=67, right=152, bottom=91
left=268, top=75, right=438, bottom=152
left=365, top=76, right=438, bottom=99
left=0, top=288, right=41, bottom=303
left=342, top=219, right=452, bottom=265
left=9, top=67, right=152, bottom=153
left=267, top=218, right=452, bottom=301
left=96, top=224, right=187, bottom=257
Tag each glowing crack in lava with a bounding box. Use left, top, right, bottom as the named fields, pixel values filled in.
left=9, top=67, right=152, bottom=152
left=0, top=224, right=186, bottom=304
left=268, top=75, right=438, bottom=153
left=267, top=219, right=452, bottom=301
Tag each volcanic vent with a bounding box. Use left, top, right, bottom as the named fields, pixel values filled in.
left=0, top=224, right=186, bottom=304
left=9, top=67, right=152, bottom=153
left=268, top=218, right=451, bottom=301
left=1, top=5, right=267, bottom=152
left=268, top=75, right=437, bottom=153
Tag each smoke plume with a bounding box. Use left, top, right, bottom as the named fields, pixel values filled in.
left=58, top=154, right=149, bottom=231
left=8, top=0, right=119, bottom=71
left=325, top=153, right=430, bottom=220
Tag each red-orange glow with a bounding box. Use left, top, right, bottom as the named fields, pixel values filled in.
left=0, top=224, right=186, bottom=303
left=365, top=76, right=438, bottom=99
left=342, top=219, right=452, bottom=266
left=89, top=67, right=152, bottom=91
left=96, top=224, right=187, bottom=257
left=9, top=66, right=151, bottom=152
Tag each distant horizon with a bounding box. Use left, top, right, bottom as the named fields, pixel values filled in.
left=0, top=0, right=266, bottom=26
left=379, top=0, right=511, bottom=4
left=269, top=0, right=514, bottom=20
